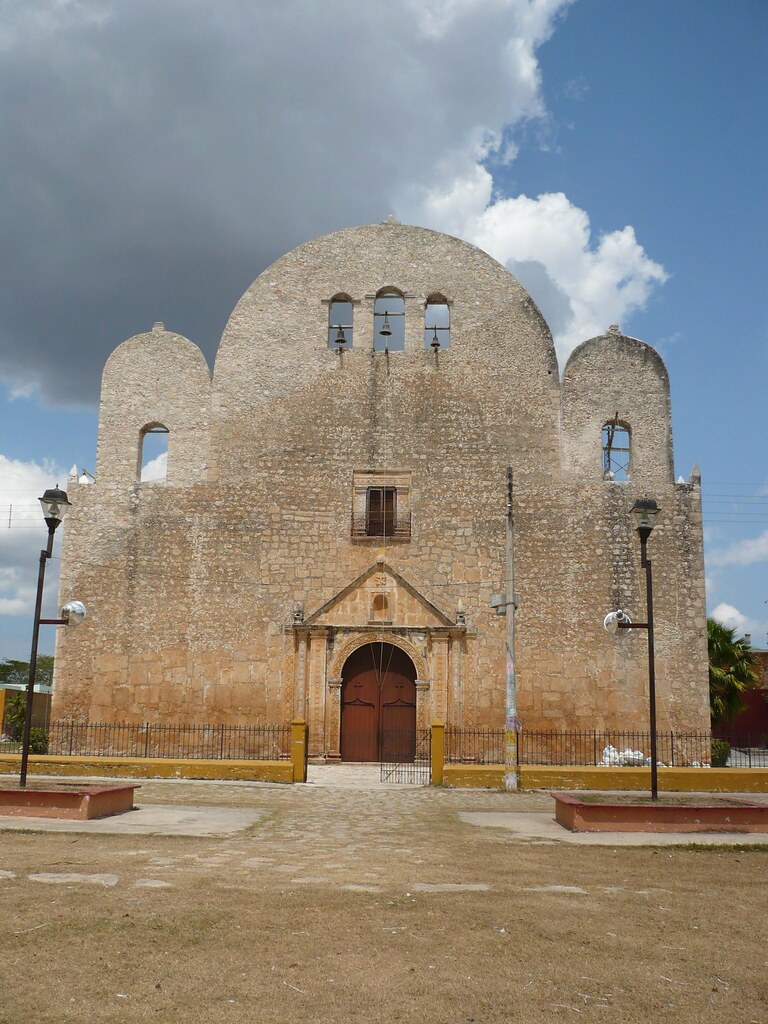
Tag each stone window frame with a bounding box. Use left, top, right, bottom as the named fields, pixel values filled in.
left=325, top=292, right=354, bottom=350
left=138, top=422, right=170, bottom=484
left=424, top=292, right=451, bottom=350
left=372, top=286, right=406, bottom=351
left=602, top=419, right=631, bottom=481
left=351, top=469, right=412, bottom=540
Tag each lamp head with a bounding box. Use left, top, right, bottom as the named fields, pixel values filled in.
left=39, top=485, right=71, bottom=530
left=604, top=609, right=631, bottom=634
left=61, top=600, right=86, bottom=625
left=630, top=498, right=660, bottom=539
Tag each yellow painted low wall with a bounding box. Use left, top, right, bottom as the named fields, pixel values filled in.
left=443, top=764, right=506, bottom=789
left=0, top=754, right=294, bottom=783
left=441, top=764, right=768, bottom=793
left=522, top=765, right=768, bottom=793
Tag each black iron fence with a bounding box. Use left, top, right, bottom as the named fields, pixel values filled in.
left=445, top=726, right=506, bottom=764
left=445, top=728, right=768, bottom=768
left=1, top=720, right=291, bottom=760
left=380, top=727, right=431, bottom=784
left=519, top=730, right=715, bottom=767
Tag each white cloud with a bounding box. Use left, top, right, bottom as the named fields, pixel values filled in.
left=710, top=602, right=766, bottom=642
left=0, top=454, right=67, bottom=622
left=400, top=175, right=668, bottom=365
left=0, top=0, right=665, bottom=400
left=140, top=451, right=168, bottom=483
left=708, top=529, right=768, bottom=569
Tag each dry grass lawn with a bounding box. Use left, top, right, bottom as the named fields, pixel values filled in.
left=0, top=779, right=766, bottom=1023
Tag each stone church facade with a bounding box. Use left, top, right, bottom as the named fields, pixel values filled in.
left=52, top=222, right=710, bottom=758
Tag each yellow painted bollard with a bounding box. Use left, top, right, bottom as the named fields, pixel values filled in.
left=431, top=721, right=445, bottom=786
left=291, top=719, right=308, bottom=783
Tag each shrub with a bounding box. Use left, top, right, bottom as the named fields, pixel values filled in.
left=4, top=693, right=26, bottom=740
left=711, top=738, right=730, bottom=768
left=28, top=728, right=49, bottom=754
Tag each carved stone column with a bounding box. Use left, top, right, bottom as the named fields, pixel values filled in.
left=449, top=631, right=463, bottom=727
left=430, top=635, right=450, bottom=722
left=327, top=677, right=343, bottom=759
left=306, top=629, right=328, bottom=755
left=294, top=628, right=309, bottom=719
left=415, top=678, right=430, bottom=732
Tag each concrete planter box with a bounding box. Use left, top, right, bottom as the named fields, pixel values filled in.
left=0, top=783, right=139, bottom=820
left=553, top=792, right=768, bottom=833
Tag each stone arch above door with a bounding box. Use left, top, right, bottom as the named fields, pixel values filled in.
left=328, top=629, right=427, bottom=683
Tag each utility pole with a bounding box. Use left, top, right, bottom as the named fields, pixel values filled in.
left=504, top=467, right=519, bottom=791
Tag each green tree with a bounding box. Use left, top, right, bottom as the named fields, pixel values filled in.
left=0, top=656, right=54, bottom=689
left=708, top=618, right=758, bottom=726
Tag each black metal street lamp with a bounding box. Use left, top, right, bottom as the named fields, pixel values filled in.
left=605, top=498, right=661, bottom=799
left=19, top=486, right=86, bottom=788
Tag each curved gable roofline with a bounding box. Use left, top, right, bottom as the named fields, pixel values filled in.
left=563, top=328, right=669, bottom=387
left=102, top=325, right=211, bottom=380
left=213, top=221, right=559, bottom=378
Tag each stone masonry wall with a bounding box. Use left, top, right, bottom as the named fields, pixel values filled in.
left=52, top=223, right=710, bottom=749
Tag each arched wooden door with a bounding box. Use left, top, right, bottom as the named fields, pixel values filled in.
left=340, top=643, right=417, bottom=762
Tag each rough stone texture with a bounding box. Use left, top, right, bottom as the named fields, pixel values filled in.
left=52, top=222, right=710, bottom=751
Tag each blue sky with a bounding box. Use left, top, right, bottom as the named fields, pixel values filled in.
left=0, top=0, right=766, bottom=659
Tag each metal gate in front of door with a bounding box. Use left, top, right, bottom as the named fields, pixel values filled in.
left=380, top=727, right=431, bottom=784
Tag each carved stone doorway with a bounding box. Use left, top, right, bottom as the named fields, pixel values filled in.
left=340, top=643, right=416, bottom=762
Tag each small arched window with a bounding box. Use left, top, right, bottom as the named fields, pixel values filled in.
left=374, top=288, right=405, bottom=351
left=139, top=424, right=169, bottom=483
left=371, top=593, right=391, bottom=622
left=602, top=420, right=630, bottom=481
left=425, top=294, right=450, bottom=350
left=328, top=294, right=353, bottom=350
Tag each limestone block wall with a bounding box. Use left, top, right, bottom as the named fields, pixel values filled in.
left=560, top=326, right=673, bottom=485
left=52, top=223, right=710, bottom=745
left=95, top=322, right=211, bottom=487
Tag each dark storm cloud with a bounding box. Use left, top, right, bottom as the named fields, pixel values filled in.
left=0, top=0, right=557, bottom=406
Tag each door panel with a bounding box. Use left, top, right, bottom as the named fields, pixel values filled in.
left=341, top=644, right=416, bottom=762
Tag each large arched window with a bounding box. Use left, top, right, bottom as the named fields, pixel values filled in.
left=373, top=288, right=405, bottom=351
left=425, top=294, right=450, bottom=350
left=602, top=419, right=631, bottom=481
left=328, top=294, right=353, bottom=350
left=139, top=424, right=169, bottom=483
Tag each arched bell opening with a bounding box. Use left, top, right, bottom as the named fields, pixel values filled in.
left=340, top=643, right=417, bottom=762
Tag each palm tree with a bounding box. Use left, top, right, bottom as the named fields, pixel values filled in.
left=708, top=618, right=758, bottom=726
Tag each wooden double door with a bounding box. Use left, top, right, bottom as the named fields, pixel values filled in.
left=340, top=643, right=417, bottom=762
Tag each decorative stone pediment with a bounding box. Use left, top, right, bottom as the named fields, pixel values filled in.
left=304, top=561, right=454, bottom=628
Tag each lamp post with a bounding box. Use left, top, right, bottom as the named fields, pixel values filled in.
left=19, top=485, right=85, bottom=788
left=611, top=497, right=661, bottom=800
left=490, top=468, right=519, bottom=791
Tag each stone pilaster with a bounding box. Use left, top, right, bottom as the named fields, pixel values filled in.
left=415, top=678, right=430, bottom=732
left=306, top=629, right=328, bottom=754
left=430, top=635, right=450, bottom=723
left=294, top=628, right=309, bottom=720
left=327, top=677, right=343, bottom=759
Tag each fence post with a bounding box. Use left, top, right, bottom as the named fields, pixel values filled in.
left=431, top=722, right=445, bottom=785
left=291, top=719, right=308, bottom=783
